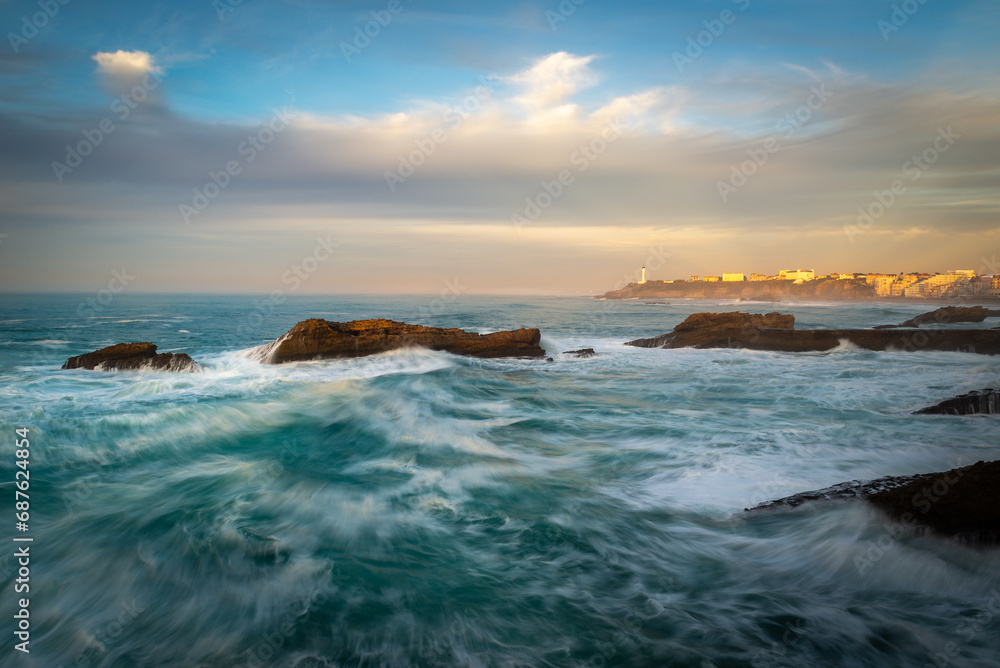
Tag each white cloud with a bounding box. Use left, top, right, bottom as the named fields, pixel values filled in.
left=504, top=51, right=600, bottom=109
left=92, top=50, right=163, bottom=97
left=93, top=50, right=163, bottom=77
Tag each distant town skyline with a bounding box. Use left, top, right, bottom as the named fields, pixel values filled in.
left=0, top=0, right=997, bottom=295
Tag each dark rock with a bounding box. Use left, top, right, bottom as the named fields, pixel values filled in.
left=62, top=342, right=199, bottom=372
left=563, top=348, right=596, bottom=358
left=261, top=318, right=545, bottom=364
left=877, top=305, right=999, bottom=329
left=914, top=389, right=1000, bottom=415
left=868, top=461, right=1000, bottom=545
left=626, top=311, right=1000, bottom=354
left=627, top=311, right=793, bottom=349
left=747, top=460, right=1000, bottom=545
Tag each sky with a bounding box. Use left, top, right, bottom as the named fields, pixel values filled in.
left=0, top=0, right=998, bottom=295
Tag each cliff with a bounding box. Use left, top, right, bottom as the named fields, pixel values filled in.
left=600, top=277, right=876, bottom=301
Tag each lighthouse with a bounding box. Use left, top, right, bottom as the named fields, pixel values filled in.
left=639, top=265, right=647, bottom=284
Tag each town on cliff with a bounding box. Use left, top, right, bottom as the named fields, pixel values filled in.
left=600, top=268, right=1000, bottom=302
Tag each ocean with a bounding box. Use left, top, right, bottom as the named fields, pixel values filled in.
left=1, top=294, right=998, bottom=668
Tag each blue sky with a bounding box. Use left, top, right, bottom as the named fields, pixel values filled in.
left=1, top=0, right=998, bottom=293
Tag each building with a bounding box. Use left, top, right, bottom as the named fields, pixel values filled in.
left=748, top=273, right=771, bottom=282
left=690, top=275, right=700, bottom=282
left=922, top=271, right=975, bottom=298
left=838, top=273, right=858, bottom=280
left=989, top=275, right=1000, bottom=297
left=890, top=274, right=920, bottom=297
left=722, top=273, right=745, bottom=282
left=778, top=269, right=815, bottom=281
left=639, top=265, right=647, bottom=285
left=703, top=276, right=720, bottom=282
left=866, top=274, right=897, bottom=297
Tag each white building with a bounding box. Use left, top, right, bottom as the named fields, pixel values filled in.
left=778, top=269, right=815, bottom=281
left=722, top=273, right=746, bottom=282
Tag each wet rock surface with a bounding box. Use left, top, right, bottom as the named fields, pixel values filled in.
left=746, top=460, right=1000, bottom=545
left=875, top=305, right=1000, bottom=329
left=262, top=318, right=546, bottom=363
left=62, top=342, right=199, bottom=372
left=914, top=389, right=1000, bottom=415
left=627, top=311, right=1000, bottom=354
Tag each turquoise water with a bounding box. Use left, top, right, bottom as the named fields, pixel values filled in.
left=1, top=294, right=998, bottom=667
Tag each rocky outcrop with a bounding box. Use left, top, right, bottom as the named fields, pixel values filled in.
left=599, top=277, right=876, bottom=301
left=62, top=342, right=199, bottom=372
left=876, top=305, right=1000, bottom=329
left=563, top=348, right=596, bottom=358
left=260, top=318, right=545, bottom=364
left=627, top=312, right=793, bottom=349
left=914, top=389, right=1000, bottom=415
left=627, top=311, right=1000, bottom=354
left=746, top=460, right=1000, bottom=545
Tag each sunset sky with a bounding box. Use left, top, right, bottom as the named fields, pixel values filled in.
left=1, top=0, right=998, bottom=294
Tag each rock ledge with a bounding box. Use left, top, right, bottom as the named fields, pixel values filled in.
left=261, top=318, right=545, bottom=364
left=63, top=342, right=199, bottom=372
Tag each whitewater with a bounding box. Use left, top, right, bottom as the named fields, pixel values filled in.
left=0, top=294, right=998, bottom=667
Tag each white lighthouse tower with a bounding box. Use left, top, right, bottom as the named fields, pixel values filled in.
left=639, top=265, right=647, bottom=284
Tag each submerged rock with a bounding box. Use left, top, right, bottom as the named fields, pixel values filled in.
left=62, top=342, right=199, bottom=372
left=627, top=311, right=1000, bottom=354
left=914, top=388, right=1000, bottom=415
left=563, top=348, right=596, bottom=358
left=876, top=305, right=1000, bottom=329
left=261, top=318, right=545, bottom=364
left=747, top=460, right=1000, bottom=546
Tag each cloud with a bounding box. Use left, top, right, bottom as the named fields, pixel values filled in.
left=1, top=50, right=998, bottom=293
left=92, top=50, right=164, bottom=97
left=504, top=51, right=599, bottom=110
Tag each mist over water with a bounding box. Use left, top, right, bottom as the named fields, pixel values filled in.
left=1, top=294, right=998, bottom=667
